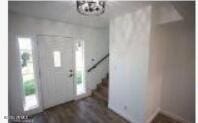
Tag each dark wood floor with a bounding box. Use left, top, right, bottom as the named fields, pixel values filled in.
left=29, top=96, right=180, bottom=123
left=152, top=113, right=181, bottom=123
left=32, top=96, right=129, bottom=123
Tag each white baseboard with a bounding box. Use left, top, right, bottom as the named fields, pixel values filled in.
left=160, top=109, right=191, bottom=123
left=108, top=105, right=138, bottom=123
left=146, top=108, right=160, bottom=123
left=145, top=108, right=191, bottom=123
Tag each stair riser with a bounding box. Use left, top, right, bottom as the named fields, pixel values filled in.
left=97, top=86, right=108, bottom=97
left=102, top=81, right=108, bottom=86
left=92, top=74, right=109, bottom=103
left=93, top=91, right=107, bottom=102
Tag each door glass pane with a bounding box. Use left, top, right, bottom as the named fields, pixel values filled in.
left=18, top=37, right=39, bottom=111
left=53, top=51, right=61, bottom=67
left=75, top=40, right=86, bottom=95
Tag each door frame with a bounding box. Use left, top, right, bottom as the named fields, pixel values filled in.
left=36, top=34, right=76, bottom=110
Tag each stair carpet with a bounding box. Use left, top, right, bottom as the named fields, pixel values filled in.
left=92, top=74, right=109, bottom=103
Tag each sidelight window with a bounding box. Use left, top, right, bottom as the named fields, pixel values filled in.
left=18, top=37, right=39, bottom=111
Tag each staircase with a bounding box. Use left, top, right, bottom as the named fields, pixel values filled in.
left=92, top=74, right=109, bottom=103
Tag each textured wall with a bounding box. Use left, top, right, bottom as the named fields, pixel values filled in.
left=109, top=6, right=152, bottom=123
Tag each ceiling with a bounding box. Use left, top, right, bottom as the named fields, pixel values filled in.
left=8, top=1, right=194, bottom=28
left=8, top=1, right=150, bottom=28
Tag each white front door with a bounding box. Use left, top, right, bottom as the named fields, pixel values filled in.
left=37, top=36, right=74, bottom=109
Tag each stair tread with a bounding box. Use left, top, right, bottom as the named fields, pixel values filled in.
left=96, top=89, right=108, bottom=98
left=93, top=91, right=108, bottom=102
left=92, top=75, right=109, bottom=103
left=102, top=79, right=109, bottom=87
left=98, top=84, right=108, bottom=90
left=97, top=84, right=108, bottom=97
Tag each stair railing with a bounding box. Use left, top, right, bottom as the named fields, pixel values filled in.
left=87, top=54, right=109, bottom=72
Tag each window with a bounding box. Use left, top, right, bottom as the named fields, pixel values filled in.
left=75, top=40, right=86, bottom=95
left=53, top=51, right=61, bottom=67
left=18, top=37, right=38, bottom=111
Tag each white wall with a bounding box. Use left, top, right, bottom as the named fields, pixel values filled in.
left=9, top=12, right=109, bottom=115
left=109, top=6, right=152, bottom=123
left=145, top=7, right=162, bottom=122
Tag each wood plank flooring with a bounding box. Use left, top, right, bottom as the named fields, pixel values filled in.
left=30, top=96, right=181, bottom=123
left=152, top=113, right=182, bottom=123
left=32, top=96, right=129, bottom=123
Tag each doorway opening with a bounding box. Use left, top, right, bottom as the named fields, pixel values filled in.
left=18, top=37, right=39, bottom=111
left=75, top=40, right=86, bottom=96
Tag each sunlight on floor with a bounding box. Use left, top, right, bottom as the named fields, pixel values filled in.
left=77, top=83, right=85, bottom=95
left=24, top=94, right=38, bottom=111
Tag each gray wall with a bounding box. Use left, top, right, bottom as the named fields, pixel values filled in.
left=159, top=20, right=195, bottom=123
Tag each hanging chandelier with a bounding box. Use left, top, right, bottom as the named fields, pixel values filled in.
left=76, top=0, right=105, bottom=16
